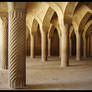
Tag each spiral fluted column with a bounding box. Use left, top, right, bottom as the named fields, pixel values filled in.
left=41, top=32, right=47, bottom=61
left=61, top=25, right=69, bottom=67
left=0, top=17, right=8, bottom=69
left=31, top=34, right=35, bottom=58
left=48, top=37, right=51, bottom=57
left=76, top=31, right=81, bottom=61
left=8, top=2, right=26, bottom=89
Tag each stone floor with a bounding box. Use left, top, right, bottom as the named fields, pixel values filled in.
left=0, top=56, right=92, bottom=90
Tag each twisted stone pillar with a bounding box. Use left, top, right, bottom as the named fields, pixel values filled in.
left=61, top=25, right=69, bottom=67
left=31, top=34, right=35, bottom=58
left=48, top=37, right=51, bottom=56
left=83, top=37, right=87, bottom=58
left=69, top=38, right=72, bottom=57
left=76, top=31, right=81, bottom=61
left=41, top=32, right=47, bottom=61
left=8, top=2, right=26, bottom=88
left=0, top=17, right=8, bottom=69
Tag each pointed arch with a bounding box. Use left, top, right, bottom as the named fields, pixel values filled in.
left=69, top=25, right=75, bottom=38
left=64, top=2, right=78, bottom=24
left=42, top=7, right=55, bottom=33
left=83, top=19, right=92, bottom=39
left=72, top=5, right=92, bottom=32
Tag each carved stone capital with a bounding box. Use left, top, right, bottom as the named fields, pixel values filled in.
left=7, top=2, right=27, bottom=12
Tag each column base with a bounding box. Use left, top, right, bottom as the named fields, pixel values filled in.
left=48, top=55, right=51, bottom=57
left=69, top=55, right=72, bottom=57
left=83, top=56, right=87, bottom=58
left=42, top=57, right=47, bottom=62
left=31, top=56, right=35, bottom=59
left=61, top=61, right=69, bottom=67
left=0, top=66, right=8, bottom=70
left=60, top=64, right=69, bottom=67
left=9, top=80, right=26, bottom=89
left=76, top=57, right=80, bottom=61
left=0, top=68, right=8, bottom=72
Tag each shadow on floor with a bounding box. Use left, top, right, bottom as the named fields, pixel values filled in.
left=25, top=80, right=92, bottom=90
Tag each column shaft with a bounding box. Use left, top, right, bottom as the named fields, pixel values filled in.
left=87, top=37, right=89, bottom=56
left=31, top=34, right=35, bottom=58
left=59, top=37, right=62, bottom=58
left=8, top=10, right=26, bottom=88
left=48, top=37, right=51, bottom=56
left=89, top=35, right=91, bottom=56
left=69, top=38, right=72, bottom=57
left=76, top=32, right=81, bottom=60
left=83, top=38, right=87, bottom=58
left=41, top=32, right=47, bottom=61
left=0, top=17, right=8, bottom=69
left=61, top=25, right=69, bottom=67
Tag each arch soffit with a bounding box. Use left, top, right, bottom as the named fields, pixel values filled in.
left=48, top=23, right=61, bottom=39
left=69, top=25, right=75, bottom=38
left=83, top=20, right=92, bottom=39
left=64, top=2, right=78, bottom=24
left=72, top=5, right=92, bottom=32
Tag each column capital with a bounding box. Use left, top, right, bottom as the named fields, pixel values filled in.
left=7, top=2, right=27, bottom=12
left=0, top=16, right=7, bottom=28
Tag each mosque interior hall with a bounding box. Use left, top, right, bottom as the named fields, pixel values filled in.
left=0, top=2, right=92, bottom=90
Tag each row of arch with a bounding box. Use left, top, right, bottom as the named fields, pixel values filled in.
left=26, top=18, right=92, bottom=61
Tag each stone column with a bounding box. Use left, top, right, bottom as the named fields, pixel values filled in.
left=76, top=31, right=81, bottom=60
left=69, top=37, right=72, bottom=57
left=87, top=36, right=90, bottom=57
left=91, top=35, right=92, bottom=56
left=89, top=35, right=91, bottom=56
left=41, top=32, right=47, bottom=61
left=59, top=36, right=61, bottom=58
left=31, top=34, right=35, bottom=58
left=48, top=37, right=51, bottom=57
left=61, top=24, right=69, bottom=67
left=83, top=37, right=87, bottom=58
left=0, top=17, right=8, bottom=69
left=8, top=2, right=26, bottom=88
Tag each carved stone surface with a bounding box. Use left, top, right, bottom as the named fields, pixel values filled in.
left=8, top=8, right=26, bottom=88
left=0, top=17, right=8, bottom=69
